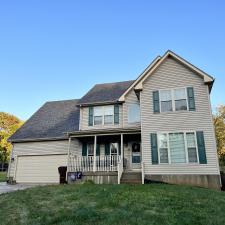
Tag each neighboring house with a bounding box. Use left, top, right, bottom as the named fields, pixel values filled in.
left=8, top=50, right=221, bottom=189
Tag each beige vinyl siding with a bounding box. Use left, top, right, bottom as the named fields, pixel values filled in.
left=15, top=155, right=67, bottom=183
left=140, top=57, right=220, bottom=175
left=8, top=139, right=79, bottom=180
left=80, top=105, right=123, bottom=130
left=123, top=90, right=141, bottom=128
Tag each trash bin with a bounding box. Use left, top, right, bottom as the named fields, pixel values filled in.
left=58, top=166, right=67, bottom=184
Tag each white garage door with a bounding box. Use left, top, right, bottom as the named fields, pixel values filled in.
left=16, top=155, right=67, bottom=183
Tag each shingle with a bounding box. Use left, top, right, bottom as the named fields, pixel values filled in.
left=9, top=99, right=80, bottom=142
left=78, top=80, right=134, bottom=105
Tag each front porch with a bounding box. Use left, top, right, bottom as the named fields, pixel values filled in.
left=67, top=130, right=143, bottom=184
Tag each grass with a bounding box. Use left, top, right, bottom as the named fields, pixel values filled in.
left=0, top=172, right=7, bottom=182
left=0, top=184, right=225, bottom=225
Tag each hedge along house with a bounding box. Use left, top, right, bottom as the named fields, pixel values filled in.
left=8, top=50, right=221, bottom=189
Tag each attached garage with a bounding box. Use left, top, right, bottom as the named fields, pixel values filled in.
left=15, top=154, right=67, bottom=183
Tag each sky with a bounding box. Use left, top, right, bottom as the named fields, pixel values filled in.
left=0, top=0, right=225, bottom=120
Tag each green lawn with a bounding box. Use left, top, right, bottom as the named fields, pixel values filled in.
left=0, top=172, right=7, bottom=182
left=0, top=184, right=225, bottom=225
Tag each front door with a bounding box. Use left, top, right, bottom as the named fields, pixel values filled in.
left=132, top=142, right=141, bottom=169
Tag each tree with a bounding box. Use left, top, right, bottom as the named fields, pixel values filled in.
left=0, top=112, right=23, bottom=163
left=213, top=105, right=225, bottom=165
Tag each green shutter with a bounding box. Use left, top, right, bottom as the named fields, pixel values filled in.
left=153, top=91, right=160, bottom=113
left=151, top=133, right=158, bottom=164
left=105, top=143, right=110, bottom=155
left=82, top=143, right=87, bottom=156
left=88, top=107, right=93, bottom=126
left=119, top=143, right=121, bottom=155
left=114, top=105, right=119, bottom=124
left=187, top=87, right=196, bottom=111
left=96, top=144, right=100, bottom=156
left=196, top=131, right=207, bottom=164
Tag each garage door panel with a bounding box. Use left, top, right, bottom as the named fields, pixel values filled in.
left=16, top=155, right=67, bottom=183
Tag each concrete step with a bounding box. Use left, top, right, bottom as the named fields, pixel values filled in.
left=120, top=179, right=142, bottom=184
left=121, top=172, right=142, bottom=180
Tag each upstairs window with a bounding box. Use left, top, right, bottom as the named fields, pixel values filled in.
left=104, top=106, right=114, bottom=125
left=128, top=103, right=140, bottom=123
left=174, top=88, right=187, bottom=111
left=160, top=90, right=172, bottom=112
left=159, top=88, right=188, bottom=112
left=94, top=107, right=103, bottom=125
left=93, top=105, right=114, bottom=125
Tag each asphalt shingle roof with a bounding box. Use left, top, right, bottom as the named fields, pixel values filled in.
left=78, top=80, right=134, bottom=105
left=9, top=99, right=80, bottom=142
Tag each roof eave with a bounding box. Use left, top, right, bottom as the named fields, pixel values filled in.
left=9, top=136, right=68, bottom=143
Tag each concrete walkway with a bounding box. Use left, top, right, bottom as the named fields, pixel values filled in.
left=0, top=182, right=38, bottom=195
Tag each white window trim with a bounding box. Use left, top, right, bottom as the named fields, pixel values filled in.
left=158, top=87, right=189, bottom=113
left=157, top=131, right=199, bottom=165
left=93, top=105, right=115, bottom=126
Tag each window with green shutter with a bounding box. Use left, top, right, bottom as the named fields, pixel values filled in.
left=105, top=143, right=110, bottom=155
left=153, top=91, right=160, bottom=113
left=114, top=105, right=119, bottom=124
left=88, top=107, right=93, bottom=126
left=151, top=133, right=159, bottom=164
left=187, top=87, right=196, bottom=111
left=82, top=143, right=87, bottom=156
left=96, top=144, right=100, bottom=156
left=196, top=131, right=207, bottom=164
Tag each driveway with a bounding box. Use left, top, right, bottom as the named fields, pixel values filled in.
left=0, top=182, right=39, bottom=195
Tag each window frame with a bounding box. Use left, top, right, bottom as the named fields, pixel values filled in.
left=157, top=131, right=199, bottom=164
left=87, top=143, right=94, bottom=157
left=127, top=103, right=141, bottom=124
left=158, top=87, right=189, bottom=113
left=93, top=105, right=114, bottom=126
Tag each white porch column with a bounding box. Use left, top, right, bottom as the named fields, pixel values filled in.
left=93, top=135, right=97, bottom=172
left=121, top=133, right=124, bottom=167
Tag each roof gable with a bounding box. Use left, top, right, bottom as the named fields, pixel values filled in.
left=119, top=51, right=214, bottom=101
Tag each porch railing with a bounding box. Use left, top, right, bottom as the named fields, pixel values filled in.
left=68, top=155, right=121, bottom=172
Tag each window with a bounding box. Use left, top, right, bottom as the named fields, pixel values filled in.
left=94, top=106, right=114, bottom=125
left=169, top=133, right=186, bottom=163
left=104, top=106, right=114, bottom=125
left=174, top=88, right=187, bottom=111
left=160, top=90, right=172, bottom=112
left=157, top=131, right=199, bottom=164
left=186, top=132, right=198, bottom=163
left=128, top=103, right=140, bottom=123
left=159, top=88, right=188, bottom=112
left=94, top=107, right=103, bottom=125
left=158, top=134, right=169, bottom=163
left=87, top=144, right=94, bottom=156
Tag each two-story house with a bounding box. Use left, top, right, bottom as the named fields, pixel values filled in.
left=8, top=50, right=221, bottom=189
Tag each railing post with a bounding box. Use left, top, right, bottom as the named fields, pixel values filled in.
left=93, top=135, right=97, bottom=172
left=121, top=133, right=124, bottom=169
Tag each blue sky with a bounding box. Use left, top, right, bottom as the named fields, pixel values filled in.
left=0, top=1, right=225, bottom=120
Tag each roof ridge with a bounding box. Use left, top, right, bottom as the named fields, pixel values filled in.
left=46, top=99, right=80, bottom=103
left=94, top=80, right=135, bottom=86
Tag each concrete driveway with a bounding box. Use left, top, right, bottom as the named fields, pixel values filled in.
left=0, top=182, right=38, bottom=195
